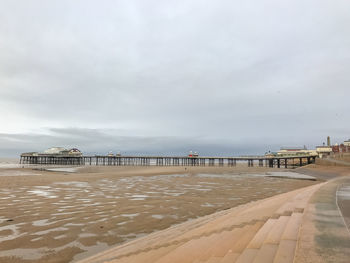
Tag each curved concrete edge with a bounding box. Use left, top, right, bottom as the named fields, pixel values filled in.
left=295, top=177, right=350, bottom=263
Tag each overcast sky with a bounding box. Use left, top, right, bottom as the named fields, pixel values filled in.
left=0, top=0, right=349, bottom=157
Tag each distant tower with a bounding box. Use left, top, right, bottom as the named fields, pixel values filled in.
left=327, top=136, right=331, bottom=146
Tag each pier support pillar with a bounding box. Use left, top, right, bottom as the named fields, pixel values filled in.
left=219, top=159, right=224, bottom=166
left=248, top=159, right=254, bottom=167
left=209, top=159, right=214, bottom=166
left=259, top=160, right=263, bottom=167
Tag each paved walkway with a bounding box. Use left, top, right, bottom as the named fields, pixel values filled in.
left=295, top=177, right=350, bottom=263
left=337, top=182, right=350, bottom=231
left=79, top=178, right=349, bottom=263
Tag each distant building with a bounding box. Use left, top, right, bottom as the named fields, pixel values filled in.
left=188, top=151, right=199, bottom=157
left=24, top=147, right=82, bottom=157
left=69, top=148, right=83, bottom=156
left=342, top=140, right=350, bottom=153
left=44, top=147, right=68, bottom=154
left=265, top=152, right=277, bottom=157
left=316, top=146, right=332, bottom=158
left=277, top=147, right=316, bottom=156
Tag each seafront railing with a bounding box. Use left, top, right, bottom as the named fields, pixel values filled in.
left=19, top=154, right=317, bottom=168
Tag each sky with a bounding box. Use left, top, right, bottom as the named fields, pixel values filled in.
left=0, top=0, right=349, bottom=157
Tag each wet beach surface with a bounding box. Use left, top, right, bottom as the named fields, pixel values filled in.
left=0, top=166, right=317, bottom=262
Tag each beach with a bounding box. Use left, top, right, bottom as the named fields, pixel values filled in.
left=0, top=164, right=318, bottom=262
left=78, top=165, right=350, bottom=263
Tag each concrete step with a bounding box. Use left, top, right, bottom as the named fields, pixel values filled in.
left=248, top=215, right=291, bottom=263
left=109, top=244, right=178, bottom=263
left=234, top=248, right=258, bottom=263
left=198, top=227, right=245, bottom=260
left=234, top=215, right=290, bottom=263
left=274, top=187, right=316, bottom=215
left=205, top=256, right=222, bottom=263
left=281, top=212, right=302, bottom=241
left=263, top=216, right=290, bottom=245
left=219, top=252, right=240, bottom=263
left=233, top=191, right=307, bottom=263
left=230, top=222, right=264, bottom=253
left=272, top=212, right=303, bottom=263
left=153, top=230, right=223, bottom=263
left=234, top=218, right=278, bottom=263
left=251, top=244, right=278, bottom=263
left=246, top=219, right=277, bottom=249
left=217, top=222, right=263, bottom=263
left=273, top=240, right=297, bottom=263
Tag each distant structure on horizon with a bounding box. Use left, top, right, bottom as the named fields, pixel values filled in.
left=23, top=147, right=83, bottom=157
left=316, top=136, right=350, bottom=158
left=20, top=147, right=84, bottom=165
left=20, top=146, right=319, bottom=168
left=276, top=146, right=317, bottom=157
left=269, top=146, right=322, bottom=158
left=268, top=136, right=350, bottom=159
left=314, top=137, right=350, bottom=158
left=188, top=151, right=199, bottom=157
left=19, top=136, right=350, bottom=166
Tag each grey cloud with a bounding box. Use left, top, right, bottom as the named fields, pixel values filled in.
left=0, top=0, right=349, bottom=156
left=0, top=127, right=286, bottom=157
left=0, top=126, right=341, bottom=158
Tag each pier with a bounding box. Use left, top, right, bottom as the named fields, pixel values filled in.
left=20, top=154, right=317, bottom=168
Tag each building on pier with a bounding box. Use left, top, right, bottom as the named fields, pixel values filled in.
left=68, top=148, right=82, bottom=156
left=264, top=151, right=277, bottom=157
left=277, top=147, right=316, bottom=157
left=42, top=147, right=82, bottom=156
left=20, top=147, right=83, bottom=165
left=21, top=147, right=83, bottom=163
left=107, top=151, right=122, bottom=157
left=44, top=147, right=68, bottom=155
left=188, top=151, right=199, bottom=157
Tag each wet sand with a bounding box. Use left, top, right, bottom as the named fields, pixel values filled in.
left=0, top=165, right=318, bottom=262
